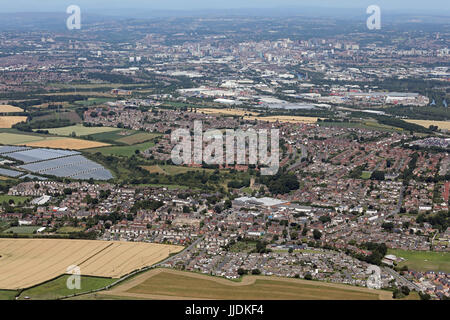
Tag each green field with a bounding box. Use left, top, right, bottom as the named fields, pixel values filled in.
left=85, top=141, right=155, bottom=157
left=74, top=98, right=112, bottom=106
left=56, top=226, right=85, bottom=234
left=18, top=275, right=116, bottom=300
left=361, top=171, right=372, bottom=179
left=0, top=195, right=31, bottom=204
left=142, top=165, right=217, bottom=176
left=0, top=132, right=56, bottom=145
left=44, top=124, right=119, bottom=137
left=136, top=184, right=192, bottom=190
left=388, top=249, right=450, bottom=273
left=3, top=226, right=41, bottom=234
left=32, top=111, right=82, bottom=124
left=0, top=290, right=18, bottom=300
left=161, top=165, right=215, bottom=175
left=319, top=121, right=402, bottom=133
left=116, top=132, right=161, bottom=145
left=126, top=270, right=385, bottom=300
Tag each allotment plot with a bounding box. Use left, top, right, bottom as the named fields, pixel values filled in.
left=0, top=239, right=184, bottom=290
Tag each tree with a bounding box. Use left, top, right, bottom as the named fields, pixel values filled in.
left=301, top=226, right=308, bottom=236
left=370, top=171, right=385, bottom=181
left=381, top=222, right=394, bottom=232
left=237, top=268, right=247, bottom=276
left=319, top=215, right=331, bottom=224
left=251, top=269, right=261, bottom=275
left=304, top=272, right=313, bottom=280
left=313, top=229, right=322, bottom=240
left=401, top=286, right=410, bottom=296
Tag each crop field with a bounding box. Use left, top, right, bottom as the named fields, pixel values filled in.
left=319, top=121, right=402, bottom=132
left=0, top=116, right=28, bottom=128
left=116, top=132, right=161, bottom=145
left=243, top=115, right=319, bottom=124
left=32, top=111, right=82, bottom=124
left=24, top=138, right=110, bottom=150
left=17, top=275, right=116, bottom=300
left=101, top=268, right=392, bottom=300
left=405, top=120, right=450, bottom=131
left=85, top=140, right=155, bottom=156
left=0, top=239, right=184, bottom=290
left=74, top=98, right=112, bottom=106
left=199, top=108, right=260, bottom=116
left=0, top=132, right=58, bottom=145
left=387, top=249, right=450, bottom=273
left=44, top=125, right=119, bottom=137
left=0, top=105, right=24, bottom=113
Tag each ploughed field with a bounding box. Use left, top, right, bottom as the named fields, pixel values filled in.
left=0, top=239, right=183, bottom=290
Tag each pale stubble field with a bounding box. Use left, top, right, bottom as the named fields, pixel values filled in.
left=0, top=239, right=183, bottom=290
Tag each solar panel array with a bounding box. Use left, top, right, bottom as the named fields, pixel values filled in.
left=0, top=146, right=30, bottom=155
left=0, top=167, right=23, bottom=177
left=0, top=145, right=112, bottom=181
left=5, top=148, right=80, bottom=164
left=19, top=174, right=48, bottom=181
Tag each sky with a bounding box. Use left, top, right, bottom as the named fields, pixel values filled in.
left=0, top=0, right=449, bottom=15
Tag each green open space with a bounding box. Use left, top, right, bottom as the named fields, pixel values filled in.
left=3, top=226, right=42, bottom=234
left=0, top=290, right=18, bottom=300
left=0, top=132, right=58, bottom=145
left=0, top=195, right=31, bottom=205
left=361, top=171, right=372, bottom=179
left=388, top=249, right=450, bottom=273
left=17, top=275, right=116, bottom=300
left=84, top=141, right=155, bottom=157
left=319, top=121, right=402, bottom=133
left=56, top=227, right=85, bottom=234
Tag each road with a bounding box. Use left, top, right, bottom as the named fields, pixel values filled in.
left=287, top=144, right=308, bottom=171
left=384, top=267, right=422, bottom=292
left=154, top=235, right=205, bottom=267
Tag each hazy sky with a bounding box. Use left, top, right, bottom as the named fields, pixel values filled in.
left=1, top=0, right=449, bottom=15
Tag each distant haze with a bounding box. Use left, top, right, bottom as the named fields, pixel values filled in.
left=1, top=0, right=449, bottom=16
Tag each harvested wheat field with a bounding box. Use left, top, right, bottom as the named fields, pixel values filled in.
left=24, top=138, right=110, bottom=150
left=404, top=120, right=450, bottom=131
left=101, top=268, right=392, bottom=300
left=243, top=115, right=319, bottom=124
left=0, top=116, right=27, bottom=128
left=0, top=239, right=184, bottom=290
left=200, top=108, right=260, bottom=116
left=0, top=105, right=24, bottom=113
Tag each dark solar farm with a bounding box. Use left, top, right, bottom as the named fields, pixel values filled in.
left=0, top=146, right=113, bottom=181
